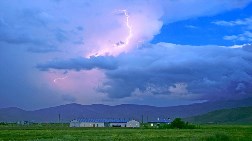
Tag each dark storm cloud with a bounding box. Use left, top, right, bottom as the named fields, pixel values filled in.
left=109, top=43, right=252, bottom=101
left=0, top=2, right=70, bottom=53
left=0, top=46, right=62, bottom=109
left=37, top=43, right=252, bottom=101
left=1, top=0, right=252, bottom=109
left=37, top=56, right=118, bottom=71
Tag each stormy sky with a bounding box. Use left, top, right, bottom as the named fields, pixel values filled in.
left=1, top=0, right=252, bottom=110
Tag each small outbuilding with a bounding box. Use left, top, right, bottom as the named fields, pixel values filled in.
left=70, top=118, right=140, bottom=128
left=148, top=118, right=170, bottom=127
left=69, top=119, right=82, bottom=127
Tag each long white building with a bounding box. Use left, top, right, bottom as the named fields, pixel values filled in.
left=70, top=119, right=140, bottom=128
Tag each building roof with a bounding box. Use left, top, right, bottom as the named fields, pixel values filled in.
left=148, top=118, right=170, bottom=123
left=72, top=118, right=130, bottom=123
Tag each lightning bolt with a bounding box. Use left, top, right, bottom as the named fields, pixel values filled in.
left=122, top=10, right=133, bottom=46
left=86, top=9, right=133, bottom=57
left=114, top=9, right=133, bottom=48
left=53, top=76, right=68, bottom=83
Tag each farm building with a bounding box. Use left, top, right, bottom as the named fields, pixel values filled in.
left=148, top=118, right=170, bottom=127
left=70, top=119, right=140, bottom=128
left=17, top=121, right=33, bottom=125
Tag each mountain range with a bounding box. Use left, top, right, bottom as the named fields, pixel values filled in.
left=0, top=98, right=252, bottom=122
left=185, top=106, right=252, bottom=124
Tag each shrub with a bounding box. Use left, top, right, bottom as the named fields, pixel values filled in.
left=170, top=118, right=196, bottom=129
left=158, top=123, right=171, bottom=129
left=0, top=122, right=8, bottom=125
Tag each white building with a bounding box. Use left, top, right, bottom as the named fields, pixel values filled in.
left=148, top=118, right=171, bottom=127
left=70, top=119, right=140, bottom=128
left=126, top=120, right=140, bottom=128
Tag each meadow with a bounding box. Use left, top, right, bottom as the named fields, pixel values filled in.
left=0, top=124, right=251, bottom=141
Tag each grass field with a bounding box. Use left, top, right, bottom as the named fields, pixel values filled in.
left=0, top=124, right=251, bottom=141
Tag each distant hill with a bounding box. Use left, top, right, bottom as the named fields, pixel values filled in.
left=185, top=106, right=252, bottom=124
left=1, top=98, right=252, bottom=122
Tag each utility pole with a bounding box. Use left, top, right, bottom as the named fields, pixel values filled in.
left=141, top=115, right=144, bottom=123
left=58, top=114, right=61, bottom=123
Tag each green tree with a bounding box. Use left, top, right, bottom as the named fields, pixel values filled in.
left=170, top=118, right=186, bottom=129
left=170, top=118, right=196, bottom=129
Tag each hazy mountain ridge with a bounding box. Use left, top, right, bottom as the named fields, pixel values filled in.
left=185, top=106, right=252, bottom=124
left=1, top=98, right=252, bottom=122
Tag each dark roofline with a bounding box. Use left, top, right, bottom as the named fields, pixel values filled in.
left=148, top=121, right=170, bottom=123
left=148, top=119, right=171, bottom=123
left=72, top=118, right=131, bottom=123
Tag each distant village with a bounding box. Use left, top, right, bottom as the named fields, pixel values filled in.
left=69, top=118, right=170, bottom=128
left=15, top=117, right=171, bottom=128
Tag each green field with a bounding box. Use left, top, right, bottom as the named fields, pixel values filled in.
left=0, top=124, right=251, bottom=141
